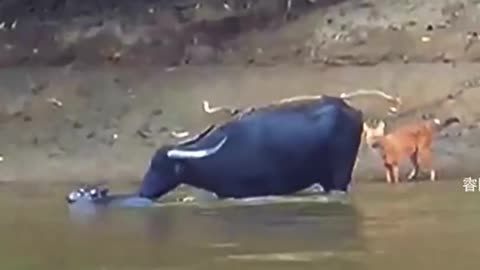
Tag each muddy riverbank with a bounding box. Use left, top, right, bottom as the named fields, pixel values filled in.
left=0, top=63, right=479, bottom=185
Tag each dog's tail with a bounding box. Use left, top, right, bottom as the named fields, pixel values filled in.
left=432, top=116, right=461, bottom=130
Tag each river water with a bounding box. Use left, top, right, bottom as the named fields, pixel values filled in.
left=0, top=179, right=478, bottom=270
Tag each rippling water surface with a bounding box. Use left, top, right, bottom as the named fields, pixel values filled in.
left=0, top=180, right=478, bottom=270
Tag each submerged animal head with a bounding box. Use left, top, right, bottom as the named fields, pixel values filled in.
left=66, top=185, right=109, bottom=204
left=138, top=136, right=228, bottom=199
left=363, top=120, right=385, bottom=147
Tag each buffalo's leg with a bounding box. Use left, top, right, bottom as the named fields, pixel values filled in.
left=328, top=123, right=363, bottom=193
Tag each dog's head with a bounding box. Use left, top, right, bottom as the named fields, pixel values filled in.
left=363, top=120, right=385, bottom=147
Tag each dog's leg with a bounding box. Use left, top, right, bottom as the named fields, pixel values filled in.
left=408, top=153, right=419, bottom=180
left=418, top=148, right=435, bottom=181
left=392, top=165, right=400, bottom=183
left=385, top=164, right=393, bottom=184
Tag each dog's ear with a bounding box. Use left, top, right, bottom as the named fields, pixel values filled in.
left=363, top=122, right=370, bottom=131
left=375, top=120, right=385, bottom=133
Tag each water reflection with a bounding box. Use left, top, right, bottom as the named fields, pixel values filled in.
left=63, top=194, right=367, bottom=269
left=68, top=195, right=364, bottom=248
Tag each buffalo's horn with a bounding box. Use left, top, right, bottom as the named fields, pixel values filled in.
left=167, top=136, right=228, bottom=159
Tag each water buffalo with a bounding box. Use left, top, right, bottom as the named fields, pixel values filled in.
left=66, top=90, right=401, bottom=207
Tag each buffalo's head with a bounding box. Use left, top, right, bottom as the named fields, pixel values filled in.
left=138, top=136, right=227, bottom=199
left=66, top=185, right=109, bottom=204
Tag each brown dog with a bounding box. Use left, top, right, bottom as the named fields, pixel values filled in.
left=363, top=117, right=460, bottom=183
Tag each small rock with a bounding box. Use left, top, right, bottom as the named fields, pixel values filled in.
left=406, top=20, right=417, bottom=27
left=137, top=129, right=151, bottom=139
left=165, top=66, right=177, bottom=72
left=73, top=121, right=83, bottom=129
left=389, top=24, right=402, bottom=31
left=86, top=131, right=96, bottom=139
left=46, top=97, right=63, bottom=108
left=0, top=155, right=3, bottom=162
left=48, top=146, right=65, bottom=158
left=151, top=109, right=163, bottom=116
left=112, top=52, right=122, bottom=61
left=442, top=53, right=454, bottom=63
left=158, top=126, right=169, bottom=133
left=436, top=21, right=449, bottom=29
left=23, top=115, right=32, bottom=122
left=421, top=113, right=435, bottom=120
left=426, top=24, right=434, bottom=31
left=421, top=36, right=431, bottom=42
left=223, top=2, right=231, bottom=11
left=471, top=31, right=478, bottom=38
left=30, top=83, right=46, bottom=95
left=137, top=123, right=152, bottom=139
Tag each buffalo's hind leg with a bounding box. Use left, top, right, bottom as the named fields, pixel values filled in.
left=328, top=118, right=363, bottom=193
